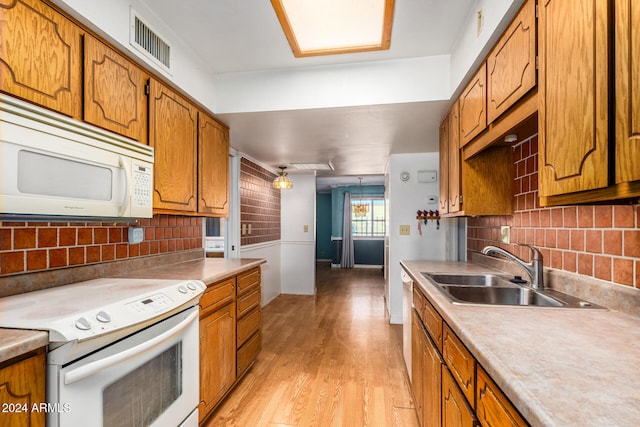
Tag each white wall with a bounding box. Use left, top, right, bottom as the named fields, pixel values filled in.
left=240, top=241, right=281, bottom=307
left=280, top=174, right=317, bottom=295
left=387, top=152, right=453, bottom=324
left=449, top=0, right=525, bottom=96
left=214, top=55, right=451, bottom=113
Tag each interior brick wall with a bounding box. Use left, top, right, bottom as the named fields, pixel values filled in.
left=467, top=135, right=640, bottom=288
left=240, top=157, right=281, bottom=245
left=0, top=215, right=202, bottom=276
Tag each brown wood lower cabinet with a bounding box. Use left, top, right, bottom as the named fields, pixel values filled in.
left=442, top=367, right=476, bottom=427
left=0, top=351, right=46, bottom=427
left=199, top=266, right=262, bottom=424
left=410, top=284, right=528, bottom=427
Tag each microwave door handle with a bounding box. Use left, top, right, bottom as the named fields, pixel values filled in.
left=118, top=156, right=131, bottom=217
left=63, top=310, right=198, bottom=385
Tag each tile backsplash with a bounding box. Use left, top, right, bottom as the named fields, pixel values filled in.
left=467, top=135, right=640, bottom=288
left=240, top=157, right=281, bottom=246
left=0, top=215, right=202, bottom=276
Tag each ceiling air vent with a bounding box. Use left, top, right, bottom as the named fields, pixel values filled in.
left=130, top=9, right=171, bottom=73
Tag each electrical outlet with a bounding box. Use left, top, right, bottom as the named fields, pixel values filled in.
left=477, top=9, right=484, bottom=36
left=501, top=226, right=511, bottom=244
left=303, top=224, right=309, bottom=232
left=128, top=227, right=144, bottom=244
left=248, top=224, right=252, bottom=234
left=399, top=224, right=410, bottom=236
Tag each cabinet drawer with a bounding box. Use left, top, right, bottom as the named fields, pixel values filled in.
left=442, top=366, right=477, bottom=427
left=200, top=278, right=235, bottom=315
left=237, top=289, right=260, bottom=318
left=476, top=366, right=528, bottom=427
left=412, top=287, right=426, bottom=321
left=237, top=307, right=261, bottom=348
left=237, top=267, right=260, bottom=296
left=237, top=331, right=261, bottom=377
left=443, top=324, right=476, bottom=407
left=422, top=298, right=443, bottom=353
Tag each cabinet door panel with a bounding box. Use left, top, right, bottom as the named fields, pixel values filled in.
left=442, top=367, right=476, bottom=427
left=199, top=303, right=236, bottom=422
left=0, top=0, right=82, bottom=118
left=476, top=367, right=527, bottom=427
left=459, top=64, right=487, bottom=146
left=423, top=333, right=443, bottom=427
left=84, top=35, right=148, bottom=142
left=615, top=0, right=640, bottom=183
left=538, top=0, right=609, bottom=196
left=198, top=113, right=230, bottom=216
left=443, top=325, right=475, bottom=406
left=439, top=115, right=450, bottom=214
left=0, top=352, right=46, bottom=427
left=410, top=311, right=424, bottom=426
left=237, top=331, right=261, bottom=377
left=487, top=0, right=537, bottom=123
left=149, top=80, right=198, bottom=212
left=448, top=102, right=461, bottom=212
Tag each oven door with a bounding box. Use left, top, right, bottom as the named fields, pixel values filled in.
left=48, top=307, right=199, bottom=427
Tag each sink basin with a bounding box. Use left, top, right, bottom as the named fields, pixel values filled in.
left=439, top=285, right=562, bottom=307
left=421, top=272, right=604, bottom=309
left=423, top=273, right=520, bottom=287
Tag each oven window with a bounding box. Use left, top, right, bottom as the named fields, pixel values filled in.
left=103, top=342, right=183, bottom=426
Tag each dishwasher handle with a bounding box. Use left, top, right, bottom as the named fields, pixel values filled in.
left=64, top=310, right=198, bottom=385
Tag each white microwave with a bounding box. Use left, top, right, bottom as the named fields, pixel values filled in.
left=0, top=95, right=154, bottom=220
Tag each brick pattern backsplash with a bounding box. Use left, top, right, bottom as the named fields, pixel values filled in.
left=468, top=135, right=640, bottom=288
left=0, top=215, right=202, bottom=276
left=240, top=157, right=281, bottom=245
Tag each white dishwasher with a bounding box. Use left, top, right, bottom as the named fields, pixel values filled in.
left=401, top=269, right=413, bottom=380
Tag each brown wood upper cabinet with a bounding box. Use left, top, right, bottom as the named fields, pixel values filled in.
left=539, top=0, right=640, bottom=204
left=486, top=0, right=537, bottom=123
left=615, top=0, right=640, bottom=184
left=198, top=113, right=230, bottom=216
left=538, top=0, right=609, bottom=198
left=149, top=79, right=198, bottom=213
left=84, top=35, right=148, bottom=142
left=459, top=63, right=487, bottom=147
left=0, top=0, right=82, bottom=119
left=439, top=102, right=463, bottom=215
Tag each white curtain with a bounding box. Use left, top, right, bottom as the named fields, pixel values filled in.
left=340, top=192, right=354, bottom=268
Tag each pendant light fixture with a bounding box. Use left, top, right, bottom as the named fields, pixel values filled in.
left=353, top=177, right=368, bottom=217
left=272, top=166, right=293, bottom=189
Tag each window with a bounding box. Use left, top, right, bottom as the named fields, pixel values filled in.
left=351, top=198, right=385, bottom=237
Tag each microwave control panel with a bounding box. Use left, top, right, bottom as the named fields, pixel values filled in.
left=133, top=164, right=152, bottom=207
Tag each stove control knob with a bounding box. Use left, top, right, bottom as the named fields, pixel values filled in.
left=178, top=285, right=188, bottom=294
left=96, top=311, right=111, bottom=323
left=75, top=317, right=92, bottom=331
left=187, top=282, right=197, bottom=291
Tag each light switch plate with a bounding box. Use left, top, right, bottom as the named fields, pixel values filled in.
left=128, top=227, right=144, bottom=244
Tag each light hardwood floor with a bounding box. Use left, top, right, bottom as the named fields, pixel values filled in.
left=204, top=263, right=419, bottom=427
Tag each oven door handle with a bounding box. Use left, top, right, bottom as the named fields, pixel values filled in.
left=64, top=310, right=198, bottom=385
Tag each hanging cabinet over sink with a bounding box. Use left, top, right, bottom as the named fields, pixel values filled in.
left=538, top=0, right=640, bottom=205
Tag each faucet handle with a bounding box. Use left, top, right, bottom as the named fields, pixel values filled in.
left=518, top=244, right=543, bottom=260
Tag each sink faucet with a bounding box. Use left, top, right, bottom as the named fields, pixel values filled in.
left=481, top=245, right=544, bottom=289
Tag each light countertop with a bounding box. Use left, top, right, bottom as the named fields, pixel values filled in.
left=0, top=257, right=266, bottom=364
left=400, top=260, right=640, bottom=427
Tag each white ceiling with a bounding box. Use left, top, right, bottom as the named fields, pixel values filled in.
left=145, top=0, right=473, bottom=185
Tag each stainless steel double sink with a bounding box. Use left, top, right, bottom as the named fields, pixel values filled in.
left=421, top=273, right=604, bottom=309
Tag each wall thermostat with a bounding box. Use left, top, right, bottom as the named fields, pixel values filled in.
left=417, top=170, right=437, bottom=183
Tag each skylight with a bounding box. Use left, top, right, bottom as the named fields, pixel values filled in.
left=271, top=0, right=394, bottom=57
